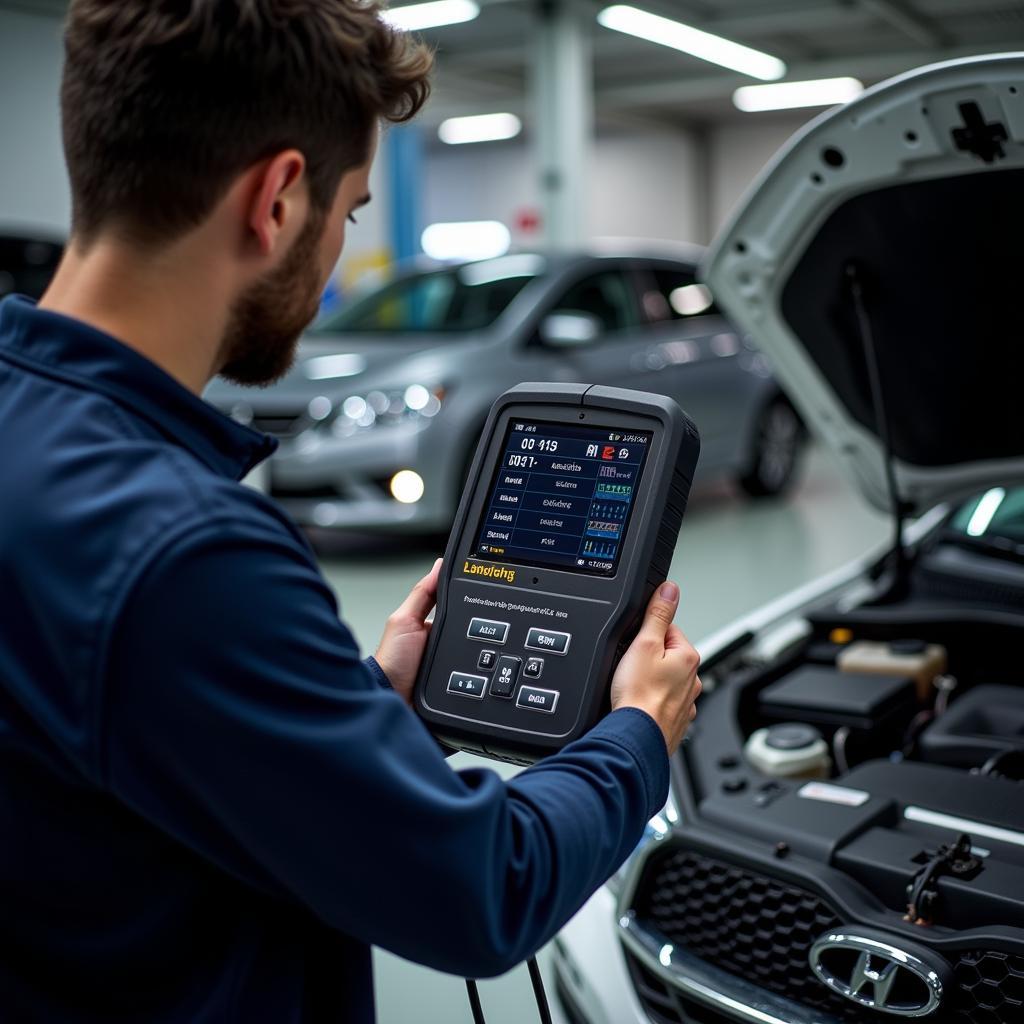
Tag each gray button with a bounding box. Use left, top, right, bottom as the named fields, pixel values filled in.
left=490, top=656, right=521, bottom=698
left=524, top=657, right=544, bottom=678
left=516, top=686, right=559, bottom=713
left=447, top=672, right=487, bottom=699
left=467, top=618, right=509, bottom=644
left=525, top=627, right=571, bottom=655
left=477, top=650, right=497, bottom=670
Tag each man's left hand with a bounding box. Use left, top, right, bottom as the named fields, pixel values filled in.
left=374, top=558, right=442, bottom=705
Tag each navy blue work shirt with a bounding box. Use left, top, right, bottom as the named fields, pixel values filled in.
left=0, top=295, right=669, bottom=1023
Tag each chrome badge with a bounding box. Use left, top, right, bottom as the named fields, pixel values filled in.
left=810, top=931, right=948, bottom=1017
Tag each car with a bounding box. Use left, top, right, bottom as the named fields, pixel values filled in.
left=0, top=232, right=63, bottom=302
left=550, top=53, right=1024, bottom=1024
left=205, top=247, right=805, bottom=534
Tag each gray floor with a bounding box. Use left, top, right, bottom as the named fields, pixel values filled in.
left=317, top=445, right=889, bottom=1024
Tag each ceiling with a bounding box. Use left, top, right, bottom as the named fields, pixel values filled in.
left=5, top=0, right=1024, bottom=128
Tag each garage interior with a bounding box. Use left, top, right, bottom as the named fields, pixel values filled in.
left=1, top=2, right=1022, bottom=1024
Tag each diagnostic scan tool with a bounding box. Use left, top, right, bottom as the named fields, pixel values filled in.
left=414, top=383, right=700, bottom=764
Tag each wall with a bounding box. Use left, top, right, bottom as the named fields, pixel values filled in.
left=0, top=8, right=69, bottom=236
left=706, top=114, right=813, bottom=233
left=422, top=124, right=706, bottom=247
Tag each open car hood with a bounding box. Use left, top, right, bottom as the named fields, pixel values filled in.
left=703, top=53, right=1024, bottom=516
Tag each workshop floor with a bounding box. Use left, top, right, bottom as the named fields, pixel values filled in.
left=317, top=445, right=889, bottom=1024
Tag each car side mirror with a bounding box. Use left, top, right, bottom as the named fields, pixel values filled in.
left=538, top=311, right=602, bottom=348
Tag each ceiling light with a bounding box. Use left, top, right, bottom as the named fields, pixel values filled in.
left=597, top=5, right=785, bottom=81
left=733, top=77, right=864, bottom=112
left=439, top=113, right=522, bottom=145
left=382, top=0, right=479, bottom=31
left=421, top=221, right=511, bottom=261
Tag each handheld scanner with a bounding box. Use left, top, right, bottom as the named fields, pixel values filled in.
left=414, top=383, right=700, bottom=765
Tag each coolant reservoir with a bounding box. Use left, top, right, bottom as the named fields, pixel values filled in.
left=836, top=640, right=947, bottom=702
left=744, top=723, right=831, bottom=780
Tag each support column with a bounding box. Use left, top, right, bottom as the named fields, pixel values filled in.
left=385, top=123, right=425, bottom=265
left=532, top=0, right=593, bottom=248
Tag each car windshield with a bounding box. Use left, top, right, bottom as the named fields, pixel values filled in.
left=312, top=255, right=545, bottom=335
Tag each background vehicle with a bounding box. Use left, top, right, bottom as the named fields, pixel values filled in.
left=0, top=232, right=62, bottom=301
left=551, top=55, right=1024, bottom=1024
left=205, top=247, right=804, bottom=534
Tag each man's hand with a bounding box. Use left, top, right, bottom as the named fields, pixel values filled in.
left=609, top=581, right=701, bottom=754
left=374, top=558, right=442, bottom=705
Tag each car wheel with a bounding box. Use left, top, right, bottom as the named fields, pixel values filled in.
left=737, top=397, right=805, bottom=498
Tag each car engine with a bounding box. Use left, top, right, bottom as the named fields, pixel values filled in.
left=619, top=541, right=1024, bottom=1024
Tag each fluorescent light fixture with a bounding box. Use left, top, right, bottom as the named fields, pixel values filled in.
left=966, top=487, right=1006, bottom=537
left=439, top=112, right=522, bottom=145
left=421, top=221, right=511, bottom=262
left=597, top=5, right=785, bottom=81
left=734, top=76, right=864, bottom=112
left=382, top=0, right=479, bottom=31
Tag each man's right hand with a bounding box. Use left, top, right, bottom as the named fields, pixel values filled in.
left=610, top=581, right=701, bottom=754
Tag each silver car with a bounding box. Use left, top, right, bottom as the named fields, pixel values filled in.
left=206, top=247, right=803, bottom=534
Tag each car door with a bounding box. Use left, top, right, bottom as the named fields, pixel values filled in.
left=521, top=261, right=661, bottom=389
left=629, top=260, right=750, bottom=469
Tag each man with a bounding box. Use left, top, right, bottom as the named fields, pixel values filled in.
left=0, top=1, right=702, bottom=1021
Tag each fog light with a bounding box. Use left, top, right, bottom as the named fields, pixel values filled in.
left=390, top=470, right=425, bottom=504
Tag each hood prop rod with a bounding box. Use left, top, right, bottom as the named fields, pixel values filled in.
left=846, top=262, right=908, bottom=587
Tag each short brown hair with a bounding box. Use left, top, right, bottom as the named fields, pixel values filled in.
left=61, top=0, right=432, bottom=246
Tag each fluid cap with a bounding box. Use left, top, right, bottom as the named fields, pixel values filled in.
left=765, top=723, right=823, bottom=751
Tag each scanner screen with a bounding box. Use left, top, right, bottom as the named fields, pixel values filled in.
left=473, top=419, right=652, bottom=576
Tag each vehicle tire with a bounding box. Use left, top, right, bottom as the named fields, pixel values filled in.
left=737, top=396, right=805, bottom=498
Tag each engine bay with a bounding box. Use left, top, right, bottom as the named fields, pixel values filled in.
left=688, top=604, right=1024, bottom=932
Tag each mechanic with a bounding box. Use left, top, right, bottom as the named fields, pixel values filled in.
left=0, top=2, right=702, bottom=1022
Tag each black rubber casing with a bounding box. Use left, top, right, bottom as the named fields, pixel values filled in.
left=413, top=383, right=700, bottom=764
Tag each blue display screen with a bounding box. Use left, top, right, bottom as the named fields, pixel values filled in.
left=473, top=419, right=652, bottom=575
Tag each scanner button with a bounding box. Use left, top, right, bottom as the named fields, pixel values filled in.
left=490, top=656, right=521, bottom=699
left=467, top=618, right=509, bottom=644
left=524, top=657, right=544, bottom=678
left=447, top=672, right=487, bottom=699
left=525, top=628, right=571, bottom=655
left=477, top=650, right=497, bottom=671
left=517, top=686, right=559, bottom=714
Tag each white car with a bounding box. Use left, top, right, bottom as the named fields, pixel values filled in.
left=552, top=52, right=1024, bottom=1024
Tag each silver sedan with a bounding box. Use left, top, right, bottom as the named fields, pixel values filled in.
left=206, top=247, right=804, bottom=534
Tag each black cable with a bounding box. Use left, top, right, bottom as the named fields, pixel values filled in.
left=527, top=957, right=554, bottom=1024
left=847, top=263, right=906, bottom=583
left=465, top=958, right=550, bottom=1024
left=465, top=979, right=486, bottom=1024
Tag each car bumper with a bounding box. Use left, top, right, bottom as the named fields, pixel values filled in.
left=551, top=888, right=845, bottom=1024
left=550, top=887, right=648, bottom=1024
left=267, top=421, right=454, bottom=532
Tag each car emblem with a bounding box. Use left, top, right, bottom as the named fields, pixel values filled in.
left=810, top=930, right=949, bottom=1017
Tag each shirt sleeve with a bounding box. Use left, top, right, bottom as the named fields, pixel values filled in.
left=362, top=655, right=392, bottom=690
left=100, top=521, right=668, bottom=978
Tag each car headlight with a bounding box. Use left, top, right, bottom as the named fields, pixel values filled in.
left=314, top=384, right=446, bottom=438
left=606, top=786, right=681, bottom=898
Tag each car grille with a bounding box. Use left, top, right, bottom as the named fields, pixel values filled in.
left=270, top=481, right=347, bottom=500
left=252, top=414, right=304, bottom=438
left=624, top=950, right=739, bottom=1024
left=627, top=846, right=1024, bottom=1024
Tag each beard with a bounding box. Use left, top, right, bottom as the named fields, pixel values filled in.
left=218, top=206, right=327, bottom=387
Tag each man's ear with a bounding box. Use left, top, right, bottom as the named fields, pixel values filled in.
left=246, top=149, right=308, bottom=256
